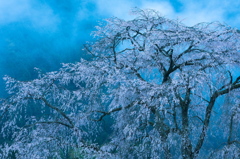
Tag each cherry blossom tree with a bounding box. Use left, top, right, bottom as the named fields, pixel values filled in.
left=1, top=9, right=240, bottom=159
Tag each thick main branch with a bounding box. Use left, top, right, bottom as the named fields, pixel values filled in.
left=194, top=79, right=240, bottom=156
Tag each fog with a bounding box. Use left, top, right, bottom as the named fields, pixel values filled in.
left=0, top=0, right=102, bottom=97
left=1, top=0, right=240, bottom=97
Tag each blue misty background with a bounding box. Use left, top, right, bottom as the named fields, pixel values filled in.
left=1, top=0, right=240, bottom=98
left=0, top=0, right=101, bottom=97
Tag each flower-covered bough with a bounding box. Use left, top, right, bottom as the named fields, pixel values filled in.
left=1, top=9, right=240, bottom=159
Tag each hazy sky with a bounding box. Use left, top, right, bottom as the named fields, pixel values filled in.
left=0, top=0, right=240, bottom=96
left=1, top=0, right=240, bottom=26
left=95, top=0, right=240, bottom=27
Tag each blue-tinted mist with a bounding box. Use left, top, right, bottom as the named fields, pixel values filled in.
left=1, top=0, right=240, bottom=97
left=0, top=0, right=103, bottom=97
